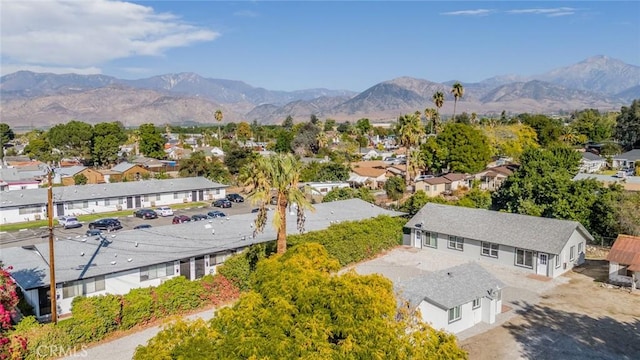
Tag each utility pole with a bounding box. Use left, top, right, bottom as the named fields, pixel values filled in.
left=47, top=171, right=57, bottom=324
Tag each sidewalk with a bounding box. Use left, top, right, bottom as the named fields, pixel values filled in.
left=62, top=307, right=219, bottom=360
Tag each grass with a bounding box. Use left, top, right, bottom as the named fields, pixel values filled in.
left=0, top=202, right=209, bottom=233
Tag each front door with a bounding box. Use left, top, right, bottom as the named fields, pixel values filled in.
left=191, top=191, right=197, bottom=202
left=126, top=197, right=133, bottom=209
left=198, top=190, right=204, bottom=201
left=537, top=253, right=548, bottom=276
left=134, top=196, right=141, bottom=208
left=56, top=203, right=65, bottom=217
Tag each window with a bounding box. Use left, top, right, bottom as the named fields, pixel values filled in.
left=62, top=276, right=106, bottom=298
left=104, top=198, right=111, bottom=206
left=448, top=236, right=464, bottom=251
left=570, top=246, right=576, bottom=261
left=515, top=248, right=533, bottom=268
left=19, top=206, right=41, bottom=215
left=481, top=242, right=499, bottom=258
left=173, top=192, right=179, bottom=199
left=578, top=242, right=583, bottom=255
left=617, top=265, right=630, bottom=276
left=555, top=254, right=561, bottom=268
left=472, top=298, right=481, bottom=309
left=156, top=194, right=161, bottom=201
left=69, top=201, right=88, bottom=209
left=448, top=306, right=461, bottom=323
left=423, top=232, right=437, bottom=248
left=143, top=195, right=149, bottom=202
left=425, top=185, right=430, bottom=191
left=140, top=263, right=173, bottom=282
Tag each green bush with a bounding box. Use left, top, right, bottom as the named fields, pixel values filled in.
left=66, top=294, right=123, bottom=343
left=217, top=244, right=268, bottom=291
left=153, top=276, right=205, bottom=316
left=121, top=287, right=156, bottom=330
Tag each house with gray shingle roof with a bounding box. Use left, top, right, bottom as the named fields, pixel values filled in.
left=396, top=262, right=504, bottom=334
left=579, top=151, right=607, bottom=173
left=612, top=149, right=640, bottom=171
left=0, top=177, right=227, bottom=224
left=404, top=203, right=592, bottom=278
left=0, top=199, right=403, bottom=320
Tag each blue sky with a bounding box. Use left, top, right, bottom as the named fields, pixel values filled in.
left=1, top=1, right=638, bottom=91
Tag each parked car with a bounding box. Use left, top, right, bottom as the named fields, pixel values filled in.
left=172, top=215, right=191, bottom=224
left=134, top=208, right=158, bottom=219
left=207, top=210, right=226, bottom=218
left=191, top=214, right=209, bottom=221
left=86, top=229, right=102, bottom=237
left=57, top=216, right=82, bottom=229
left=88, top=218, right=122, bottom=232
left=133, top=224, right=152, bottom=230
left=226, top=193, right=245, bottom=202
left=414, top=174, right=435, bottom=182
left=155, top=206, right=174, bottom=217
left=213, top=199, right=232, bottom=208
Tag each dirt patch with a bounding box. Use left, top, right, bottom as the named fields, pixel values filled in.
left=459, top=259, right=640, bottom=359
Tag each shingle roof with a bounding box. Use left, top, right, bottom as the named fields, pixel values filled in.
left=0, top=177, right=227, bottom=208
left=351, top=167, right=387, bottom=178
left=614, top=149, right=640, bottom=161
left=442, top=173, right=468, bottom=182
left=55, top=166, right=87, bottom=177
left=111, top=162, right=138, bottom=173
left=406, top=203, right=593, bottom=254
left=607, top=234, right=640, bottom=271
left=395, top=262, right=504, bottom=310
left=1, top=199, right=404, bottom=289
left=581, top=152, right=604, bottom=161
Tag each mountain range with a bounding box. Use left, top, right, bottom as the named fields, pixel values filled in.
left=1, top=55, right=639, bottom=128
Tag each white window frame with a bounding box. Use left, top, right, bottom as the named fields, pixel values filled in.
left=555, top=254, right=561, bottom=268
left=578, top=242, right=583, bottom=255
left=481, top=242, right=499, bottom=258
left=448, top=236, right=464, bottom=251
left=472, top=298, right=481, bottom=309
left=448, top=305, right=461, bottom=323
left=570, top=246, right=576, bottom=261
left=515, top=248, right=534, bottom=268
left=423, top=232, right=437, bottom=248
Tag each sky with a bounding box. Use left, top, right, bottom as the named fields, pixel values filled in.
left=1, top=1, right=639, bottom=92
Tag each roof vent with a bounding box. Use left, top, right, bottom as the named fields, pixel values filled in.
left=447, top=272, right=452, bottom=277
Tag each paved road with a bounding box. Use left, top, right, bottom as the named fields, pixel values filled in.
left=0, top=200, right=254, bottom=249
left=62, top=307, right=221, bottom=360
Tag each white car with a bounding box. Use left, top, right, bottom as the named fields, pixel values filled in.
left=58, top=216, right=82, bottom=229
left=155, top=206, right=174, bottom=217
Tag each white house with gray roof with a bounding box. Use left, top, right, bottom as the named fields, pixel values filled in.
left=0, top=177, right=227, bottom=224
left=404, top=204, right=592, bottom=278
left=396, top=262, right=504, bottom=334
left=0, top=199, right=403, bottom=319
left=612, top=149, right=640, bottom=171
left=579, top=152, right=607, bottom=173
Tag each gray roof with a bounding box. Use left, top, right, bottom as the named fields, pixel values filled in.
left=614, top=149, right=640, bottom=161
left=406, top=203, right=593, bottom=254
left=111, top=162, right=137, bottom=173
left=395, top=262, right=504, bottom=310
left=581, top=152, right=604, bottom=161
left=1, top=199, right=404, bottom=289
left=573, top=173, right=640, bottom=184
left=0, top=168, right=23, bottom=181
left=0, top=177, right=227, bottom=208
left=54, top=166, right=87, bottom=177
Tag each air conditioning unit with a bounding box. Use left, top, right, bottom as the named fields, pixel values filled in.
left=116, top=205, right=123, bottom=211
left=183, top=198, right=188, bottom=203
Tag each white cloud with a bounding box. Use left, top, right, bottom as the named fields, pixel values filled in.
left=0, top=64, right=102, bottom=76
left=441, top=9, right=494, bottom=16
left=0, top=0, right=219, bottom=68
left=507, top=7, right=577, bottom=17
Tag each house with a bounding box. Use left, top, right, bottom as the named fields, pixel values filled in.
left=0, top=199, right=403, bottom=319
left=0, top=177, right=227, bottom=224
left=0, top=167, right=41, bottom=191
left=572, top=173, right=640, bottom=192
left=414, top=173, right=469, bottom=197
left=396, top=262, right=504, bottom=334
left=404, top=203, right=592, bottom=278
left=612, top=149, right=640, bottom=171
left=349, top=167, right=387, bottom=189
left=109, top=162, right=150, bottom=181
left=54, top=166, right=106, bottom=185
left=301, top=181, right=351, bottom=196
left=606, top=234, right=640, bottom=290
left=579, top=152, right=608, bottom=173
left=386, top=164, right=407, bottom=178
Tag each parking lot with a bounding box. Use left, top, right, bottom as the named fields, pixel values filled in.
left=0, top=199, right=255, bottom=249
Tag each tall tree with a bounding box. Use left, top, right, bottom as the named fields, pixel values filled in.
left=0, top=123, right=15, bottom=160
left=239, top=154, right=313, bottom=254
left=450, top=82, right=464, bottom=121
left=424, top=108, right=438, bottom=134
left=48, top=120, right=94, bottom=160
left=92, top=121, right=127, bottom=166
left=437, top=123, right=492, bottom=173
left=179, top=151, right=230, bottom=183
left=282, top=115, right=294, bottom=130
left=214, top=109, right=223, bottom=147
left=138, top=123, right=165, bottom=159
left=432, top=91, right=445, bottom=134
left=397, top=113, right=426, bottom=184
left=615, top=99, right=640, bottom=149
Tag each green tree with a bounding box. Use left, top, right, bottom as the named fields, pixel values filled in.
left=437, top=123, right=491, bottom=173
left=450, top=82, right=464, bottom=121
left=239, top=154, right=313, bottom=254
left=274, top=129, right=294, bottom=153
left=432, top=91, right=445, bottom=134
left=481, top=123, right=539, bottom=161
left=424, top=108, right=438, bottom=134
left=292, top=122, right=321, bottom=155
left=397, top=113, right=425, bottom=184
left=569, top=109, right=615, bottom=143
left=355, top=118, right=372, bottom=135
left=92, top=122, right=127, bottom=166
left=322, top=187, right=375, bottom=203
left=48, top=120, right=94, bottom=159
left=179, top=151, right=231, bottom=184
left=324, top=118, right=336, bottom=132
left=282, top=115, right=294, bottom=130
left=384, top=176, right=405, bottom=201
left=517, top=113, right=562, bottom=147
left=223, top=144, right=256, bottom=175
left=615, top=99, right=640, bottom=148
left=214, top=109, right=224, bottom=147
left=138, top=123, right=166, bottom=159
left=73, top=173, right=88, bottom=185
left=0, top=123, right=15, bottom=160
left=236, top=121, right=252, bottom=143
left=310, top=114, right=319, bottom=125
left=23, top=137, right=55, bottom=162
left=134, top=243, right=467, bottom=360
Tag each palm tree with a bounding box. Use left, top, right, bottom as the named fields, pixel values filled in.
left=432, top=91, right=445, bottom=134
left=451, top=82, right=464, bottom=121
left=214, top=109, right=223, bottom=148
left=397, top=113, right=424, bottom=185
left=424, top=108, right=438, bottom=134
left=239, top=154, right=313, bottom=254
